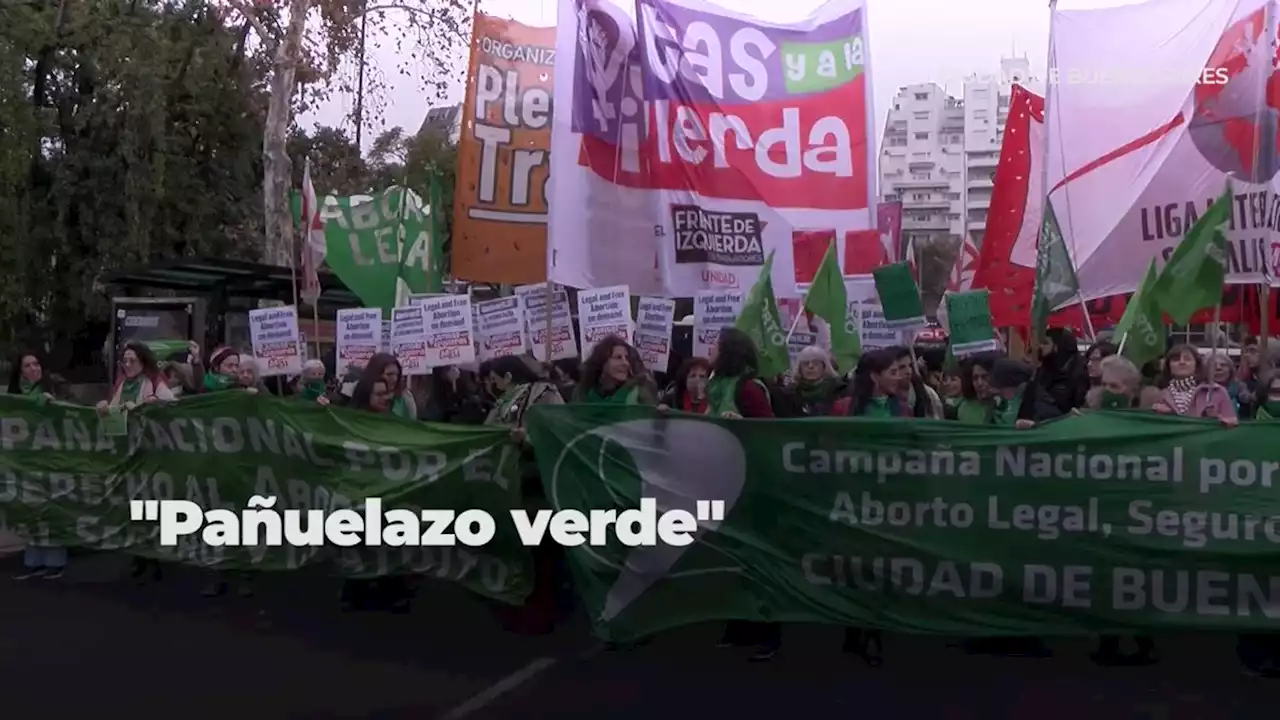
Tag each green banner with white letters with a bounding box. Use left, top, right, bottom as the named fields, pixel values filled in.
left=0, top=394, right=532, bottom=603
left=525, top=404, right=1280, bottom=642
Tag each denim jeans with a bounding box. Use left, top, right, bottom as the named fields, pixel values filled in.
left=24, top=545, right=67, bottom=569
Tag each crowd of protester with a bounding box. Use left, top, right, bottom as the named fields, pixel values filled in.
left=4, top=326, right=1279, bottom=676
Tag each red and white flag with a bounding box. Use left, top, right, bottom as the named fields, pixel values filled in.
left=299, top=157, right=326, bottom=305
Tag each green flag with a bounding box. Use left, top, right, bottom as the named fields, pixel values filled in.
left=1151, top=185, right=1229, bottom=325
left=1029, top=198, right=1080, bottom=346
left=734, top=252, right=789, bottom=379
left=871, top=262, right=926, bottom=329
left=1114, top=258, right=1166, bottom=369
left=803, top=241, right=861, bottom=371
left=290, top=187, right=441, bottom=312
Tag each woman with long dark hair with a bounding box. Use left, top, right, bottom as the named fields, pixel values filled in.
left=1079, top=340, right=1119, bottom=407
left=482, top=355, right=569, bottom=634
left=6, top=350, right=63, bottom=402
left=97, top=342, right=174, bottom=412
left=572, top=335, right=658, bottom=404
left=340, top=359, right=412, bottom=612
left=950, top=352, right=1001, bottom=423
left=833, top=349, right=904, bottom=417
left=657, top=357, right=712, bottom=414
left=888, top=346, right=941, bottom=417
left=421, top=365, right=485, bottom=423
left=1035, top=327, right=1082, bottom=412
left=705, top=328, right=774, bottom=419
left=355, top=353, right=417, bottom=419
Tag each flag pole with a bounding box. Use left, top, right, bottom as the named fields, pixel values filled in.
left=1253, top=3, right=1273, bottom=348
left=1041, top=0, right=1096, bottom=342
left=784, top=310, right=805, bottom=343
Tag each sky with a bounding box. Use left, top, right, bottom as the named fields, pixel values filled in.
left=305, top=0, right=1128, bottom=150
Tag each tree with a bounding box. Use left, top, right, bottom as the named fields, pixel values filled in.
left=287, top=124, right=368, bottom=194
left=364, top=124, right=457, bottom=269
left=0, top=0, right=267, bottom=367
left=219, top=0, right=469, bottom=266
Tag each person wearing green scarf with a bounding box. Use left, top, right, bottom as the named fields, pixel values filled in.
left=6, top=351, right=59, bottom=404
left=948, top=352, right=1000, bottom=424
left=988, top=358, right=1061, bottom=428
left=1083, top=355, right=1161, bottom=411
left=200, top=346, right=244, bottom=394
left=570, top=336, right=657, bottom=405
left=294, top=359, right=330, bottom=404
left=777, top=345, right=844, bottom=417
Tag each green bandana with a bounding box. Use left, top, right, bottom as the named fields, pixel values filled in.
left=1259, top=401, right=1280, bottom=420
left=119, top=377, right=143, bottom=405
left=861, top=396, right=895, bottom=418
left=1099, top=390, right=1131, bottom=410
left=954, top=398, right=992, bottom=424
left=796, top=377, right=836, bottom=402
left=19, top=379, right=38, bottom=396
left=202, top=372, right=234, bottom=392
left=391, top=394, right=412, bottom=418
left=992, top=389, right=1022, bottom=426
left=586, top=385, right=633, bottom=404
left=300, top=380, right=326, bottom=401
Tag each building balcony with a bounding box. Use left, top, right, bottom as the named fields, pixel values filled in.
left=903, top=218, right=949, bottom=231
left=967, top=176, right=994, bottom=189
left=967, top=153, right=1000, bottom=167
left=904, top=198, right=950, bottom=210
left=967, top=218, right=987, bottom=231
left=891, top=177, right=953, bottom=189
left=968, top=195, right=991, bottom=210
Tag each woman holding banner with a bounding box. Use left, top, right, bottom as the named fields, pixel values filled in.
left=949, top=352, right=1001, bottom=424
left=1151, top=345, right=1237, bottom=425
left=572, top=336, right=657, bottom=405
left=775, top=346, right=844, bottom=418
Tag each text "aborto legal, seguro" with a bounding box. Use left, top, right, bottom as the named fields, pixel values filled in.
left=129, top=497, right=728, bottom=548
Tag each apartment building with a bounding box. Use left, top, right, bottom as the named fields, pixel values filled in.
left=879, top=56, right=1033, bottom=256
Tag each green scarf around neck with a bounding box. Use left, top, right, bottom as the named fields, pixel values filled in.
left=586, top=383, right=634, bottom=404
left=955, top=398, right=992, bottom=424
left=795, top=377, right=836, bottom=402
left=203, top=372, right=235, bottom=392
left=299, top=380, right=326, bottom=401
left=119, top=376, right=143, bottom=405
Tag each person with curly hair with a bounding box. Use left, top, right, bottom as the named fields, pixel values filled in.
left=571, top=335, right=657, bottom=404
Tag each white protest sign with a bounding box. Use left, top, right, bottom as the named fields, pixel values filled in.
left=521, top=286, right=578, bottom=362
left=335, top=308, right=381, bottom=377
left=577, top=285, right=632, bottom=358
left=420, top=294, right=476, bottom=368
left=787, top=330, right=818, bottom=363
left=380, top=320, right=392, bottom=353
left=390, top=304, right=429, bottom=375
left=693, top=291, right=744, bottom=359
left=845, top=276, right=903, bottom=350
left=248, top=306, right=302, bottom=376
left=475, top=296, right=527, bottom=362
left=633, top=297, right=675, bottom=372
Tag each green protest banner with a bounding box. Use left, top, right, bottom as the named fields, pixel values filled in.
left=0, top=394, right=532, bottom=603
left=526, top=404, right=1280, bottom=641
left=871, top=262, right=926, bottom=330
left=945, top=290, right=999, bottom=357
left=291, top=187, right=442, bottom=312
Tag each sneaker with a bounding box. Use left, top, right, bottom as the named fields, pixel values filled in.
left=12, top=567, right=46, bottom=580
left=43, top=567, right=65, bottom=580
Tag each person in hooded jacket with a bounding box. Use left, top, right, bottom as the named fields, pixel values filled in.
left=572, top=336, right=659, bottom=405
left=776, top=346, right=845, bottom=417
left=1035, top=327, right=1082, bottom=413
left=989, top=358, right=1062, bottom=428
left=657, top=357, right=711, bottom=414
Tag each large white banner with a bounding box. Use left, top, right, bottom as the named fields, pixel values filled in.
left=549, top=0, right=876, bottom=298
left=1048, top=0, right=1279, bottom=301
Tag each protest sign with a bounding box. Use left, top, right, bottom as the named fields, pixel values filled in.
left=390, top=304, right=429, bottom=375
left=519, top=284, right=577, bottom=362
left=0, top=394, right=532, bottom=602
left=419, top=294, right=476, bottom=368
left=248, top=306, right=303, bottom=376
left=872, top=262, right=927, bottom=330
left=475, top=297, right=527, bottom=362
left=844, top=277, right=901, bottom=349
left=335, top=308, right=382, bottom=376
left=634, top=298, right=676, bottom=372
left=946, top=291, right=1000, bottom=357
left=380, top=320, right=392, bottom=354
left=693, top=291, right=743, bottom=359
left=787, top=331, right=818, bottom=362
left=527, top=404, right=1280, bottom=641
left=577, top=285, right=632, bottom=358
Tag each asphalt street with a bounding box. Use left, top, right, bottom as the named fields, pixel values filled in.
left=2, top=551, right=1275, bottom=719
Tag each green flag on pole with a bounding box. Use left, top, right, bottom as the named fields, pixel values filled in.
left=1113, top=258, right=1165, bottom=369
left=734, top=252, right=789, bottom=379
left=1151, top=184, right=1230, bottom=325
left=1029, top=198, right=1080, bottom=346
left=803, top=241, right=861, bottom=371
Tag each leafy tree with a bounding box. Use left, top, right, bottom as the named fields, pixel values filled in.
left=364, top=124, right=457, bottom=271
left=287, top=124, right=368, bottom=194
left=219, top=0, right=469, bottom=266
left=0, top=0, right=267, bottom=368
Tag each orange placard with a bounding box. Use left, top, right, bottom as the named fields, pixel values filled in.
left=451, top=12, right=554, bottom=285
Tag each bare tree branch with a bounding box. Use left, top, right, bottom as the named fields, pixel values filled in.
left=225, top=0, right=281, bottom=49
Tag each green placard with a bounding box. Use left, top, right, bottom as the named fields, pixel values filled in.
left=871, top=262, right=926, bottom=330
